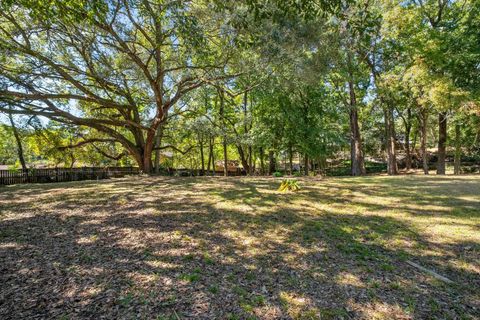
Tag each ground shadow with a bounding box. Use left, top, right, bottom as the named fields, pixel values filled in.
left=0, top=176, right=478, bottom=319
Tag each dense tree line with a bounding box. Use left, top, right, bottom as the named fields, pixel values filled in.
left=0, top=0, right=479, bottom=175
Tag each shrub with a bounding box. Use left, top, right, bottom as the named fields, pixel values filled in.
left=8, top=163, right=20, bottom=173
left=278, top=179, right=300, bottom=192
left=273, top=171, right=284, bottom=177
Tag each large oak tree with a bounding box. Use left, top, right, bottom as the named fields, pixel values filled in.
left=0, top=0, right=238, bottom=172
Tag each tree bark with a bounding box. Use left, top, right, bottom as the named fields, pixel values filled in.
left=348, top=80, right=366, bottom=176
left=207, top=137, right=213, bottom=175
left=8, top=112, right=27, bottom=170
left=69, top=153, right=75, bottom=169
left=237, top=145, right=250, bottom=174
left=211, top=137, right=216, bottom=176
left=384, top=106, right=398, bottom=175
left=454, top=123, right=461, bottom=175
left=420, top=109, right=429, bottom=175
left=289, top=145, right=294, bottom=175
left=154, top=151, right=161, bottom=173
left=412, top=127, right=418, bottom=169
left=268, top=150, right=276, bottom=175
left=260, top=147, right=265, bottom=175
left=199, top=135, right=205, bottom=176
left=437, top=112, right=447, bottom=175
left=252, top=154, right=256, bottom=174
left=304, top=154, right=309, bottom=176
left=154, top=124, right=165, bottom=174
left=242, top=91, right=252, bottom=175
left=142, top=148, right=154, bottom=173
left=248, top=146, right=253, bottom=175
left=404, top=108, right=413, bottom=170
left=219, top=90, right=228, bottom=177
left=222, top=140, right=228, bottom=177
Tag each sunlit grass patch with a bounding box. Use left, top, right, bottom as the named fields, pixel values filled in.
left=279, top=291, right=318, bottom=319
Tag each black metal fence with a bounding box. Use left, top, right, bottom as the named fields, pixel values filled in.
left=165, top=168, right=245, bottom=177
left=3, top=163, right=476, bottom=186
left=323, top=164, right=388, bottom=176
left=0, top=167, right=139, bottom=185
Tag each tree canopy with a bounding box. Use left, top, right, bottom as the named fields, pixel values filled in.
left=0, top=0, right=479, bottom=175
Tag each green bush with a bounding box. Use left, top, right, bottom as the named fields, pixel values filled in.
left=8, top=163, right=20, bottom=173
left=272, top=171, right=284, bottom=177
left=278, top=179, right=300, bottom=192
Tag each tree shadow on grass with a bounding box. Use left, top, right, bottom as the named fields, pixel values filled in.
left=0, top=176, right=479, bottom=319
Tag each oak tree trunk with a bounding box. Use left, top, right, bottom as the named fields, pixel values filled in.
left=454, top=123, right=461, bottom=175
left=289, top=145, right=294, bottom=175
left=384, top=106, right=398, bottom=175
left=404, top=108, right=413, bottom=170
left=420, top=110, right=429, bottom=175
left=437, top=112, right=447, bottom=175
left=237, top=145, right=250, bottom=174
left=199, top=135, right=205, bottom=176
left=260, top=147, right=265, bottom=175
left=304, top=154, right=309, bottom=176
left=207, top=137, right=213, bottom=175
left=69, top=153, right=75, bottom=169
left=268, top=150, right=276, bottom=175
left=219, top=90, right=228, bottom=177
left=248, top=146, right=253, bottom=175
left=154, top=125, right=165, bottom=174
left=223, top=140, right=228, bottom=177
left=348, top=80, right=366, bottom=176
left=142, top=149, right=154, bottom=174
left=210, top=137, right=216, bottom=176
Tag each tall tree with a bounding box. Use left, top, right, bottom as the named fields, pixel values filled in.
left=0, top=0, right=238, bottom=172
left=6, top=109, right=27, bottom=170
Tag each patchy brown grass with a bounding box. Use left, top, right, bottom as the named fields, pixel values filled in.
left=0, top=175, right=479, bottom=319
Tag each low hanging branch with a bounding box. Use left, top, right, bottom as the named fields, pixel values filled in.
left=154, top=145, right=194, bottom=155
left=56, top=137, right=127, bottom=161
left=90, top=144, right=127, bottom=161
left=56, top=138, right=118, bottom=151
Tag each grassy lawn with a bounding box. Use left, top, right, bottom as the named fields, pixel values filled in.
left=0, top=175, right=479, bottom=319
